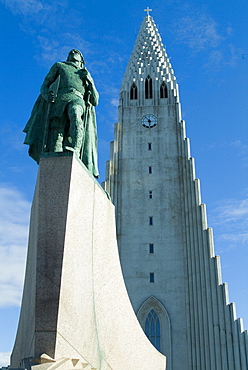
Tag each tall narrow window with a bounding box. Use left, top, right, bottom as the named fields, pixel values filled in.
left=149, top=216, right=153, bottom=225
left=145, top=76, right=153, bottom=99
left=148, top=166, right=152, bottom=174
left=149, top=273, right=155, bottom=283
left=149, top=191, right=153, bottom=199
left=149, top=243, right=154, bottom=253
left=160, top=81, right=168, bottom=98
left=130, top=83, right=138, bottom=100
left=145, top=309, right=160, bottom=350
left=148, top=142, right=152, bottom=150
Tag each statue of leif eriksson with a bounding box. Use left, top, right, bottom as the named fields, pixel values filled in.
left=23, top=49, right=99, bottom=178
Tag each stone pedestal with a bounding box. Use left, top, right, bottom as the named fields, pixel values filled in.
left=11, top=154, right=166, bottom=370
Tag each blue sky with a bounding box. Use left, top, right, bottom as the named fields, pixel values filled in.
left=0, top=0, right=247, bottom=366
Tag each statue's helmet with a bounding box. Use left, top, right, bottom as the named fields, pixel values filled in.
left=67, top=49, right=85, bottom=64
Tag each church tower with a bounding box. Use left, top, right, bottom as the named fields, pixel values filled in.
left=103, top=14, right=248, bottom=370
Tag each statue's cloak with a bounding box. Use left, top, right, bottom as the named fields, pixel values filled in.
left=23, top=94, right=47, bottom=164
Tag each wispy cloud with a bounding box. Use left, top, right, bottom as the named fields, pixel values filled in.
left=111, top=98, right=119, bottom=108
left=204, top=44, right=245, bottom=69
left=1, top=0, right=44, bottom=15
left=209, top=196, right=248, bottom=252
left=207, top=139, right=248, bottom=167
left=1, top=0, right=75, bottom=66
left=203, top=50, right=224, bottom=68
left=226, top=44, right=246, bottom=67
left=212, top=197, right=248, bottom=224
left=219, top=233, right=248, bottom=244
left=37, top=34, right=92, bottom=66
left=233, top=137, right=248, bottom=148
left=0, top=185, right=30, bottom=307
left=0, top=121, right=25, bottom=152
left=1, top=0, right=68, bottom=18
left=173, top=10, right=246, bottom=70
left=174, top=14, right=223, bottom=52
left=0, top=352, right=11, bottom=367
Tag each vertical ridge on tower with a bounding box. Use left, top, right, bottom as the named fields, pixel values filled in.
left=103, top=14, right=248, bottom=370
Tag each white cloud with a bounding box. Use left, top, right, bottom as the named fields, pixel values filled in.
left=0, top=121, right=25, bottom=152
left=0, top=352, right=11, bottom=367
left=37, top=34, right=92, bottom=65
left=226, top=26, right=233, bottom=36
left=209, top=196, right=248, bottom=253
left=213, top=197, right=248, bottom=224
left=174, top=14, right=223, bottom=52
left=1, top=0, right=68, bottom=17
left=111, top=98, right=119, bottom=108
left=226, top=44, right=246, bottom=67
left=204, top=44, right=245, bottom=69
left=207, top=140, right=248, bottom=167
left=1, top=0, right=44, bottom=15
left=219, top=233, right=248, bottom=244
left=0, top=185, right=30, bottom=307
left=203, top=50, right=224, bottom=68
left=173, top=11, right=245, bottom=70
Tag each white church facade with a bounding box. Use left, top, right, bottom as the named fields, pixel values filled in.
left=103, top=14, right=248, bottom=370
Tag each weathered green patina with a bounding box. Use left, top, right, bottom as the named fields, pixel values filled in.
left=23, top=49, right=99, bottom=178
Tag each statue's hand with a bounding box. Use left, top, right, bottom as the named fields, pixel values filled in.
left=81, top=68, right=93, bottom=84
left=80, top=68, right=88, bottom=77
left=86, top=101, right=92, bottom=108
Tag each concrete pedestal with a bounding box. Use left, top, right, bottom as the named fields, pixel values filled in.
left=11, top=154, right=166, bottom=370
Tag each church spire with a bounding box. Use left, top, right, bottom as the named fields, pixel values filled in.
left=104, top=13, right=248, bottom=370
left=121, top=15, right=178, bottom=106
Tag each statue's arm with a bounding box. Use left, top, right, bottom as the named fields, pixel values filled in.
left=40, top=63, right=60, bottom=102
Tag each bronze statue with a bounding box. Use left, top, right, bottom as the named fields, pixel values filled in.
left=23, top=49, right=99, bottom=178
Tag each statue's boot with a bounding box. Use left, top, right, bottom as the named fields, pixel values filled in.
left=53, top=131, right=64, bottom=152
left=48, top=117, right=64, bottom=152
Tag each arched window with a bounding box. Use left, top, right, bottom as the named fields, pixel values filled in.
left=160, top=82, right=168, bottom=98
left=145, top=76, right=153, bottom=99
left=145, top=309, right=161, bottom=351
left=130, top=83, right=138, bottom=100
left=137, top=295, right=172, bottom=364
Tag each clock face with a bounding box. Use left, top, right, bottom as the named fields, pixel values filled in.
left=141, top=114, right=157, bottom=128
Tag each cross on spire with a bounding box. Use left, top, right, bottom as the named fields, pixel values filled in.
left=144, top=7, right=152, bottom=15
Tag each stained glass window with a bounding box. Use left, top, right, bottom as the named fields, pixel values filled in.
left=145, top=309, right=161, bottom=351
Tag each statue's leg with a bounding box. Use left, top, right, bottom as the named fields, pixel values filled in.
left=67, top=103, right=84, bottom=157
left=48, top=117, right=64, bottom=152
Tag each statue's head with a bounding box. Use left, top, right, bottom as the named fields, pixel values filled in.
left=67, top=49, right=85, bottom=66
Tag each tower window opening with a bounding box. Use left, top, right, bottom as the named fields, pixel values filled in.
left=149, top=243, right=154, bottom=253
left=149, top=273, right=155, bottom=283
left=148, top=166, right=152, bottom=174
left=149, top=191, right=153, bottom=199
left=130, top=83, right=138, bottom=100
left=145, top=309, right=160, bottom=350
left=145, top=75, right=153, bottom=99
left=148, top=142, right=152, bottom=150
left=160, top=81, right=168, bottom=98
left=149, top=216, right=153, bottom=225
